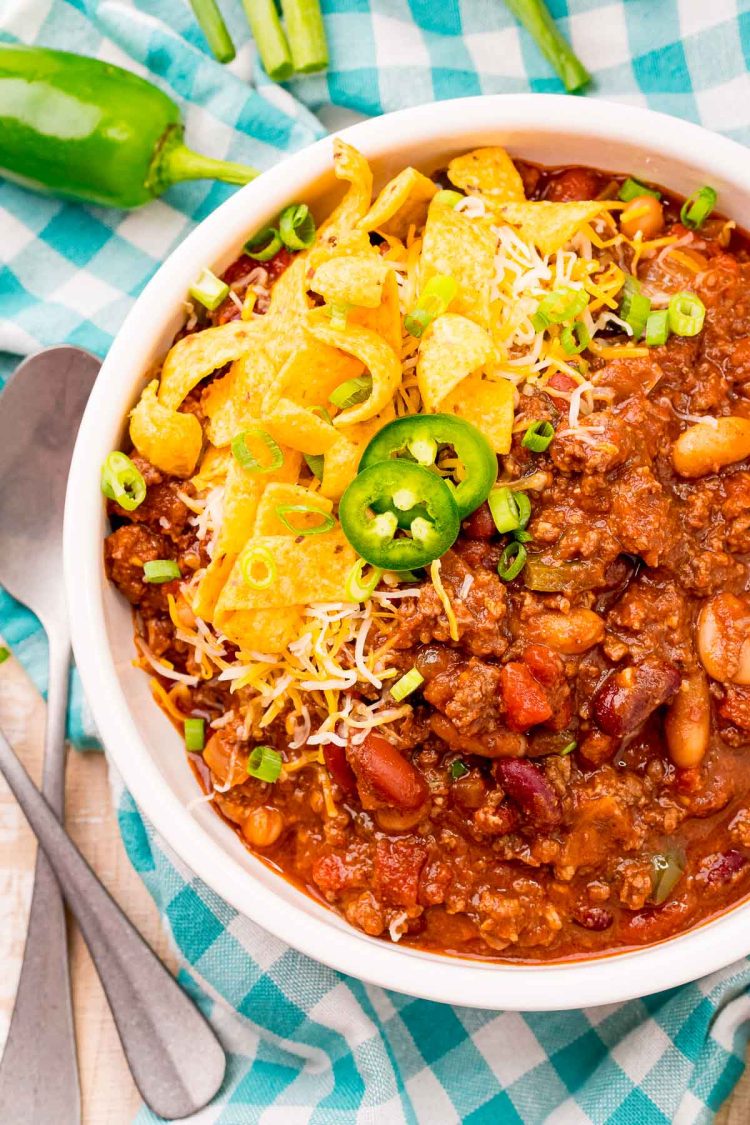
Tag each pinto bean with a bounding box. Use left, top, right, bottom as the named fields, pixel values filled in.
left=592, top=660, right=681, bottom=738
left=697, top=593, right=750, bottom=685
left=347, top=733, right=429, bottom=810
left=375, top=802, right=431, bottom=832
left=525, top=608, right=605, bottom=655
left=495, top=759, right=562, bottom=827
left=430, top=713, right=527, bottom=758
left=664, top=670, right=711, bottom=768
left=672, top=416, right=750, bottom=478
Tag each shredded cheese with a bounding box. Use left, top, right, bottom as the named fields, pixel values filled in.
left=430, top=559, right=459, bottom=642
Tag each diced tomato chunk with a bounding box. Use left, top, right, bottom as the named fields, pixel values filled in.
left=546, top=372, right=577, bottom=406
left=499, top=661, right=553, bottom=731
left=373, top=839, right=428, bottom=907
left=522, top=643, right=565, bottom=688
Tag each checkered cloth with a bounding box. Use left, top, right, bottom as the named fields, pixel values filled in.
left=2, top=1, right=750, bottom=1121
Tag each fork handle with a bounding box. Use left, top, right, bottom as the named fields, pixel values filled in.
left=0, top=634, right=79, bottom=1125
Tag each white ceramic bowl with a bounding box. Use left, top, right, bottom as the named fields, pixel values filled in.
left=65, top=95, right=750, bottom=1010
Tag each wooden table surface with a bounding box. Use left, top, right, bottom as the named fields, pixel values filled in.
left=1, top=650, right=749, bottom=1124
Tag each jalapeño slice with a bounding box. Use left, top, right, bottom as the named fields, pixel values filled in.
left=338, top=461, right=459, bottom=570
left=358, top=414, right=497, bottom=519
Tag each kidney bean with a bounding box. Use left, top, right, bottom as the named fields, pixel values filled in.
left=573, top=906, right=613, bottom=931
left=698, top=850, right=748, bottom=888
left=347, top=733, right=429, bottom=810
left=495, top=759, right=562, bottom=827
left=592, top=660, right=681, bottom=738
left=323, top=743, right=356, bottom=794
left=461, top=501, right=497, bottom=540
left=544, top=168, right=601, bottom=202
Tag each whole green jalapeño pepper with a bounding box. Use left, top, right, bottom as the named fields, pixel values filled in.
left=338, top=462, right=460, bottom=571
left=359, top=413, right=498, bottom=519
left=0, top=45, right=259, bottom=209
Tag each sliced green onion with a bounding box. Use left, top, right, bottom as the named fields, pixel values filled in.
left=245, top=227, right=283, bottom=262
left=391, top=667, right=425, bottom=702
left=618, top=177, right=661, bottom=203
left=231, top=428, right=284, bottom=473
left=275, top=504, right=336, bottom=536
left=189, top=0, right=236, bottom=63
left=680, top=186, right=717, bottom=231
left=327, top=301, right=351, bottom=330
left=559, top=741, right=577, bottom=756
left=521, top=420, right=555, bottom=453
left=560, top=321, right=590, bottom=355
left=101, top=451, right=147, bottom=512
left=488, top=487, right=521, bottom=534
left=514, top=491, right=532, bottom=529
left=514, top=528, right=533, bottom=543
left=404, top=274, right=458, bottom=338
left=329, top=374, right=372, bottom=410
left=279, top=203, right=316, bottom=251
left=668, top=291, right=706, bottom=337
left=531, top=287, right=588, bottom=331
left=619, top=276, right=651, bottom=338
left=345, top=558, right=383, bottom=602
left=242, top=545, right=276, bottom=590
left=651, top=850, right=685, bottom=905
left=241, top=0, right=293, bottom=81
left=433, top=189, right=464, bottom=208
left=184, top=717, right=205, bottom=752
left=645, top=309, right=670, bottom=347
left=189, top=267, right=229, bottom=311
left=303, top=452, right=324, bottom=480
left=247, top=744, right=283, bottom=783
left=143, top=560, right=181, bottom=584
left=450, top=759, right=469, bottom=780
left=0, top=646, right=10, bottom=665
left=498, top=541, right=527, bottom=581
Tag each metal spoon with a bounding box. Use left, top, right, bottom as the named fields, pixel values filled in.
left=0, top=347, right=226, bottom=1121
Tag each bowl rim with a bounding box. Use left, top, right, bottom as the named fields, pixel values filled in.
left=65, top=93, right=750, bottom=1011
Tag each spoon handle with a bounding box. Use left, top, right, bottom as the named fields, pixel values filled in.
left=0, top=728, right=226, bottom=1120
left=0, top=636, right=79, bottom=1125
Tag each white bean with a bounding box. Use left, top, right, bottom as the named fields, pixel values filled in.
left=673, top=416, right=750, bottom=478
left=664, top=670, right=710, bottom=768
left=697, top=594, right=750, bottom=685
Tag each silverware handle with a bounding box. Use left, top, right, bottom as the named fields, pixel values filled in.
left=0, top=635, right=79, bottom=1125
left=0, top=729, right=226, bottom=1120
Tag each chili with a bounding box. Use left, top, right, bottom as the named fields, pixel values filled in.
left=0, top=45, right=258, bottom=209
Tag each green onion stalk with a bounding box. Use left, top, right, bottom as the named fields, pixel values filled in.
left=281, top=0, right=329, bottom=73
left=503, top=0, right=590, bottom=93
left=189, top=0, right=236, bottom=63
left=242, top=0, right=294, bottom=80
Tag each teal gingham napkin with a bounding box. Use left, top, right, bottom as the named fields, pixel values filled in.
left=2, top=2, right=750, bottom=1120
